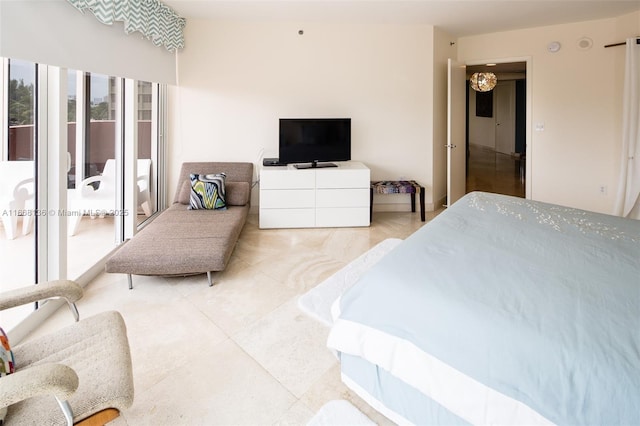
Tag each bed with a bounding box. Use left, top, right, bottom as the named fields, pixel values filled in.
left=327, top=191, right=640, bottom=425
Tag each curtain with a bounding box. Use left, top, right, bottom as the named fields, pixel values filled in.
left=614, top=38, right=640, bottom=220
left=67, top=0, right=185, bottom=52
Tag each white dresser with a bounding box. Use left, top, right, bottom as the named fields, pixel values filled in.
left=259, top=161, right=370, bottom=229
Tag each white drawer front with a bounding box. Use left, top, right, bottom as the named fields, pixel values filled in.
left=316, top=188, right=369, bottom=208
left=316, top=207, right=369, bottom=227
left=261, top=189, right=315, bottom=209
left=316, top=169, right=370, bottom=189
left=259, top=209, right=315, bottom=228
left=260, top=169, right=315, bottom=189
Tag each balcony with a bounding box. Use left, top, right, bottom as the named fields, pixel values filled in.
left=1, top=122, right=156, bottom=330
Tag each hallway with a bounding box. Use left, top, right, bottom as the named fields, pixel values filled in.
left=466, top=144, right=525, bottom=198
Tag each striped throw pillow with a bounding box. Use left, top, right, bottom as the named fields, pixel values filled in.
left=189, top=173, right=227, bottom=210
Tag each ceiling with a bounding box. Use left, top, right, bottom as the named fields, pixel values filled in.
left=164, top=0, right=640, bottom=38
left=467, top=61, right=528, bottom=78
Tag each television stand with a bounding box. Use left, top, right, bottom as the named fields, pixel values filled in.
left=259, top=161, right=370, bottom=228
left=294, top=160, right=338, bottom=169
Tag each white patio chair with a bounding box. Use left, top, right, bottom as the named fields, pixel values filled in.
left=0, top=161, right=35, bottom=240
left=137, top=159, right=152, bottom=218
left=67, top=159, right=153, bottom=236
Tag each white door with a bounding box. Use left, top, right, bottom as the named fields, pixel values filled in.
left=447, top=59, right=467, bottom=206
left=495, top=81, right=516, bottom=155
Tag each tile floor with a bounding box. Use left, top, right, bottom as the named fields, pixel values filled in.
left=0, top=214, right=148, bottom=330
left=24, top=211, right=438, bottom=425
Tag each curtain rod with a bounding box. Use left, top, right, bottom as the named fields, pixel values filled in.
left=604, top=37, right=640, bottom=48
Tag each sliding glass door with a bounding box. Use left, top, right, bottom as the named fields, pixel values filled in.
left=137, top=80, right=159, bottom=224
left=66, top=72, right=118, bottom=277
left=0, top=58, right=166, bottom=333
left=0, top=58, right=37, bottom=330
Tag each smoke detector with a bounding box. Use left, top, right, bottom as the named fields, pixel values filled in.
left=547, top=41, right=561, bottom=53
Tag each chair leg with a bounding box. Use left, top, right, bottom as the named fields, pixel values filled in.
left=207, top=271, right=213, bottom=287
left=66, top=301, right=80, bottom=322
left=22, top=213, right=34, bottom=236
left=1, top=214, right=18, bottom=240
left=68, top=215, right=83, bottom=237
left=127, top=274, right=133, bottom=290
left=141, top=199, right=152, bottom=217
left=55, top=398, right=74, bottom=426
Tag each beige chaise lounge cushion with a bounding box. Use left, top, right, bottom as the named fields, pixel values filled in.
left=106, top=203, right=248, bottom=275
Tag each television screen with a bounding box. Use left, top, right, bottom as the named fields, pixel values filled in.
left=279, top=118, right=351, bottom=167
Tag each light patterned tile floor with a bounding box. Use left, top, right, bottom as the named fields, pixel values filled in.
left=20, top=211, right=439, bottom=425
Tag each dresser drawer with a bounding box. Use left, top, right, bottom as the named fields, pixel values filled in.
left=316, top=188, right=369, bottom=208
left=260, top=189, right=315, bottom=209
left=316, top=207, right=370, bottom=227
left=260, top=169, right=315, bottom=189
left=259, top=208, right=315, bottom=228
left=315, top=168, right=370, bottom=189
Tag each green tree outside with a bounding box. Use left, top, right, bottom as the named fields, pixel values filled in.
left=91, top=102, right=109, bottom=120
left=9, top=79, right=34, bottom=125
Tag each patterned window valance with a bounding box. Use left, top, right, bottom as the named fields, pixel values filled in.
left=67, top=0, right=186, bottom=51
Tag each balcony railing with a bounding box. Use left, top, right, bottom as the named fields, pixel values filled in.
left=8, top=121, right=153, bottom=182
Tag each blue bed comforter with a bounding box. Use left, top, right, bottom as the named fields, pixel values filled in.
left=328, top=192, right=640, bottom=425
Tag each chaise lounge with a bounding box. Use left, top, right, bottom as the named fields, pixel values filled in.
left=105, top=161, right=254, bottom=289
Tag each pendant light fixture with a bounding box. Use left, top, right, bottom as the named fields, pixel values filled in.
left=470, top=72, right=497, bottom=92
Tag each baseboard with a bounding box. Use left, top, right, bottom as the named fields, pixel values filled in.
left=372, top=203, right=435, bottom=213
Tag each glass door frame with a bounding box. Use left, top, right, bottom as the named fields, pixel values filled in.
left=4, top=62, right=167, bottom=343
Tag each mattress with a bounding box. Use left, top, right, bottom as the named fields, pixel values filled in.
left=339, top=352, right=470, bottom=425
left=327, top=192, right=640, bottom=424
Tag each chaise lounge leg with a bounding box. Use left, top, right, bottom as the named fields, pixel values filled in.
left=207, top=271, right=213, bottom=287
left=127, top=274, right=133, bottom=290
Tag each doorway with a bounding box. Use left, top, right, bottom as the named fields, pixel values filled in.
left=465, top=62, right=526, bottom=198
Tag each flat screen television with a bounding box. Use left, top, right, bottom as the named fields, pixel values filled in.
left=279, top=118, right=351, bottom=169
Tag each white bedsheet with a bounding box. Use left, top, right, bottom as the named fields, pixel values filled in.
left=328, top=315, right=552, bottom=425
left=327, top=192, right=640, bottom=425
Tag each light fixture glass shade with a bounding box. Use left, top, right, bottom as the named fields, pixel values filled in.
left=470, top=72, right=497, bottom=92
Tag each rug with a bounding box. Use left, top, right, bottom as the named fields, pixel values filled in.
left=307, top=400, right=376, bottom=426
left=297, top=238, right=402, bottom=327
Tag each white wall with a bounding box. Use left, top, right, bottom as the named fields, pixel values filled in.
left=169, top=11, right=637, bottom=215
left=458, top=11, right=640, bottom=214
left=169, top=20, right=441, bottom=210
left=468, top=87, right=497, bottom=149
